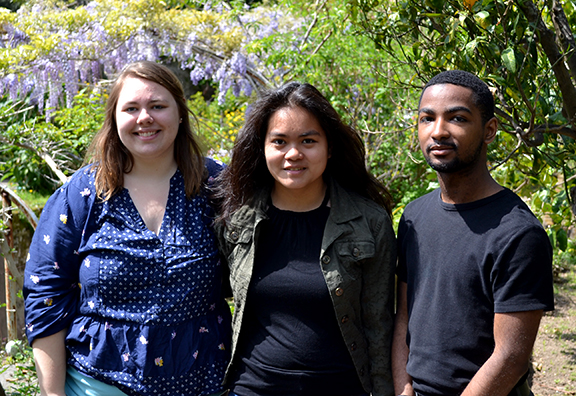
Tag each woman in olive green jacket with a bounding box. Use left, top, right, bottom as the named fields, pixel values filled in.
left=214, top=82, right=396, bottom=396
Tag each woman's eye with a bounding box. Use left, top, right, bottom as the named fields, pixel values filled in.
left=271, top=139, right=285, bottom=145
left=302, top=138, right=316, bottom=144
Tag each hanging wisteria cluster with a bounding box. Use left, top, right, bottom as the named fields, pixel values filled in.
left=0, top=0, right=307, bottom=118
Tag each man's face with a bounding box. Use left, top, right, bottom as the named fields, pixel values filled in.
left=417, top=83, right=490, bottom=174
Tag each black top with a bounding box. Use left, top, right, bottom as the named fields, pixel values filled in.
left=397, top=188, right=554, bottom=396
left=230, top=197, right=365, bottom=396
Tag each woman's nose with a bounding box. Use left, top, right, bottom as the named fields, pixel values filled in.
left=285, top=146, right=303, bottom=159
left=137, top=109, right=153, bottom=124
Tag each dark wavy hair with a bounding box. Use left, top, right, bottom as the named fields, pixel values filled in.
left=85, top=61, right=205, bottom=200
left=215, top=82, right=393, bottom=223
left=420, top=70, right=495, bottom=125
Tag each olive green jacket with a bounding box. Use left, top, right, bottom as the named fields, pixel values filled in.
left=216, top=180, right=396, bottom=396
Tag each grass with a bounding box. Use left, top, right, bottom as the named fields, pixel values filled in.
left=2, top=182, right=50, bottom=211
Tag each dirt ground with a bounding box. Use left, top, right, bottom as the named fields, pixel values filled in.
left=531, top=271, right=576, bottom=395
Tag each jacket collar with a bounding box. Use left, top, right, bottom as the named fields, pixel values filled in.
left=227, top=187, right=270, bottom=229
left=326, top=177, right=363, bottom=224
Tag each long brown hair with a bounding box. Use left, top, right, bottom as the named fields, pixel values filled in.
left=85, top=61, right=205, bottom=200
left=215, top=82, right=393, bottom=222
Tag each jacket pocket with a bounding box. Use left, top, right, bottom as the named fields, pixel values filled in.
left=333, top=241, right=375, bottom=280
left=336, top=241, right=375, bottom=262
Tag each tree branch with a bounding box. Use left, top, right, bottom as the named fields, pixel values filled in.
left=0, top=183, right=38, bottom=230
left=0, top=135, right=68, bottom=184
left=551, top=0, right=576, bottom=83
left=516, top=0, right=576, bottom=128
left=0, top=233, right=23, bottom=291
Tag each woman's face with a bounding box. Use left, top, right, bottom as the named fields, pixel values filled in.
left=264, top=106, right=329, bottom=201
left=115, top=77, right=180, bottom=165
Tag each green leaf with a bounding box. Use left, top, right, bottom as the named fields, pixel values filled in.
left=474, top=11, right=490, bottom=29
left=502, top=47, right=517, bottom=73
left=556, top=228, right=568, bottom=251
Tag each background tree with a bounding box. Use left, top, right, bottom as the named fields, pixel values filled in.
left=0, top=0, right=574, bottom=247
left=348, top=0, right=576, bottom=250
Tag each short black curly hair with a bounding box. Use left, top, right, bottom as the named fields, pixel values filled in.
left=419, top=70, right=495, bottom=125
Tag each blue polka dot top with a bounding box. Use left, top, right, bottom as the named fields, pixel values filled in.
left=23, top=159, right=231, bottom=396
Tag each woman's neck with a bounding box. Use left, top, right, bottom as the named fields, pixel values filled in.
left=128, top=156, right=178, bottom=182
left=270, top=182, right=327, bottom=212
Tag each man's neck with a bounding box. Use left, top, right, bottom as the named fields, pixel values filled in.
left=437, top=169, right=503, bottom=204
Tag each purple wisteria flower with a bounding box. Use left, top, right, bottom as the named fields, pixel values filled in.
left=0, top=1, right=306, bottom=112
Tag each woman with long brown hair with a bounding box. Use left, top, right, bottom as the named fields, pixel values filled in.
left=24, top=61, right=230, bottom=396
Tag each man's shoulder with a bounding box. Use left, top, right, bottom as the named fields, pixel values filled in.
left=402, top=189, right=439, bottom=215
left=493, top=189, right=542, bottom=226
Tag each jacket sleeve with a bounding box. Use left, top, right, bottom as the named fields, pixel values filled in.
left=23, top=172, right=92, bottom=345
left=363, top=211, right=396, bottom=396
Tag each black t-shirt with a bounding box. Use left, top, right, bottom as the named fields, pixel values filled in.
left=230, top=200, right=365, bottom=396
left=397, top=188, right=554, bottom=396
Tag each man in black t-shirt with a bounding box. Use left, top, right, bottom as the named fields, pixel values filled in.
left=392, top=70, right=554, bottom=396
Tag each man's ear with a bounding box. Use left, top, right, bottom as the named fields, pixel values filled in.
left=484, top=117, right=498, bottom=144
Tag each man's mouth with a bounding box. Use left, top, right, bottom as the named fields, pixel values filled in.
left=428, top=143, right=456, bottom=155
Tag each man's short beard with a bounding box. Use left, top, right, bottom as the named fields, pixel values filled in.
left=426, top=157, right=465, bottom=173
left=425, top=139, right=484, bottom=174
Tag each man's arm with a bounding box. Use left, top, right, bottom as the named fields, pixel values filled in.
left=32, top=329, right=67, bottom=396
left=461, top=310, right=543, bottom=396
left=392, top=280, right=415, bottom=396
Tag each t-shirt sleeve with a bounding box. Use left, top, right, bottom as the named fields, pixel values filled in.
left=492, top=224, right=554, bottom=313
left=23, top=176, right=91, bottom=345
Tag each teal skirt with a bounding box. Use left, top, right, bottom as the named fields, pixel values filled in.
left=65, top=367, right=128, bottom=396
left=65, top=366, right=227, bottom=396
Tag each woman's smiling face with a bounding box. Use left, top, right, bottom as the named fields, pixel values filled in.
left=115, top=76, right=180, bottom=165
left=264, top=106, right=330, bottom=203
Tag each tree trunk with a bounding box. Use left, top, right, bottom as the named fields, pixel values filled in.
left=517, top=0, right=576, bottom=129
left=551, top=0, right=576, bottom=83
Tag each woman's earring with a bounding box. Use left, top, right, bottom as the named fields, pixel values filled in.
left=179, top=118, right=183, bottom=123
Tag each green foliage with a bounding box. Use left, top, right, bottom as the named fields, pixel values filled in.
left=553, top=239, right=576, bottom=278
left=1, top=340, right=39, bottom=396
left=348, top=0, right=576, bottom=251
left=0, top=90, right=104, bottom=194
left=0, top=0, right=25, bottom=11
left=189, top=91, right=248, bottom=164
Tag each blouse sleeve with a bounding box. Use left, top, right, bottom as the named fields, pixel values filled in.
left=24, top=171, right=93, bottom=346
